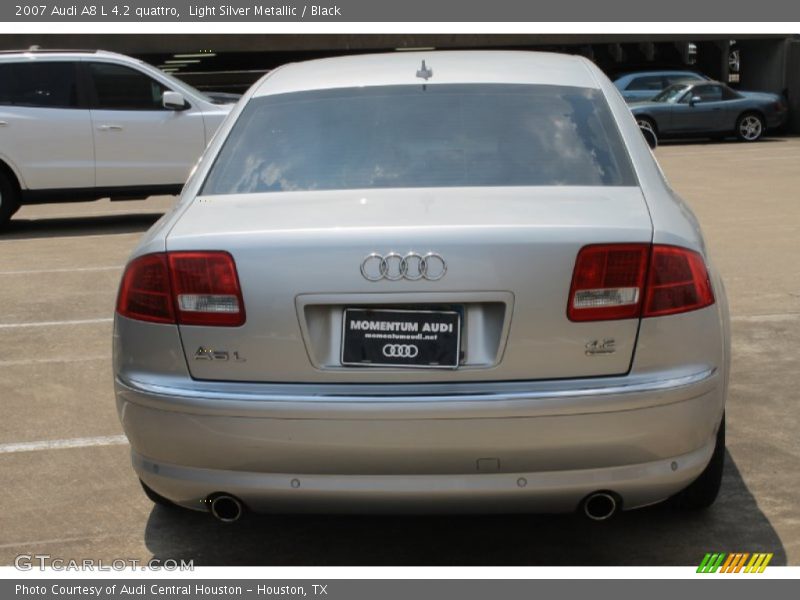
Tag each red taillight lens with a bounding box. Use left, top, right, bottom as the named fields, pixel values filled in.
left=116, top=253, right=174, bottom=324
left=567, top=243, right=714, bottom=321
left=116, top=251, right=245, bottom=327
left=168, top=251, right=245, bottom=326
left=642, top=245, right=714, bottom=317
left=567, top=244, right=649, bottom=321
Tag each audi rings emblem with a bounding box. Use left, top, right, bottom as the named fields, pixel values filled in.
left=360, top=252, right=447, bottom=281
left=382, top=344, right=419, bottom=358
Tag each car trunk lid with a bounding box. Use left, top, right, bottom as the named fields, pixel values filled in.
left=166, top=186, right=652, bottom=383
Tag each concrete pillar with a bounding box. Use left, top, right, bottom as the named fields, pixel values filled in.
left=735, top=38, right=799, bottom=131
left=737, top=38, right=788, bottom=94
left=695, top=40, right=730, bottom=82
left=638, top=42, right=655, bottom=62
left=608, top=43, right=624, bottom=63
left=785, top=40, right=800, bottom=133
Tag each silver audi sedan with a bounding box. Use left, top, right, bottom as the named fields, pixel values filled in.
left=114, top=51, right=729, bottom=522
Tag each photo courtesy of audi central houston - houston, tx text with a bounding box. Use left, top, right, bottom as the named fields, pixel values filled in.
left=0, top=30, right=798, bottom=571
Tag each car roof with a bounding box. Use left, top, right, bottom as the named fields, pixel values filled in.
left=671, top=79, right=724, bottom=87
left=0, top=49, right=134, bottom=63
left=615, top=70, right=706, bottom=82
left=252, top=51, right=599, bottom=97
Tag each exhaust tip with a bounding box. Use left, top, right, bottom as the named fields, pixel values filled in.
left=582, top=491, right=619, bottom=521
left=209, top=494, right=244, bottom=523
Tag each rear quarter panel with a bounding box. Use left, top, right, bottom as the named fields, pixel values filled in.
left=586, top=58, right=728, bottom=391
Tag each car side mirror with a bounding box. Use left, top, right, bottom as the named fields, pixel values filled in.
left=689, top=95, right=702, bottom=107
left=162, top=91, right=187, bottom=110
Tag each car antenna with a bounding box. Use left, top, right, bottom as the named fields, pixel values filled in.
left=416, top=60, right=433, bottom=89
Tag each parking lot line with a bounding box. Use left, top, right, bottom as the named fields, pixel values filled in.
left=0, top=355, right=108, bottom=367
left=0, top=266, right=122, bottom=276
left=0, top=435, right=128, bottom=455
left=731, top=313, right=800, bottom=322
left=659, top=148, right=800, bottom=159
left=0, top=534, right=120, bottom=550
left=0, top=232, right=142, bottom=244
left=722, top=156, right=800, bottom=163
left=0, top=318, right=113, bottom=329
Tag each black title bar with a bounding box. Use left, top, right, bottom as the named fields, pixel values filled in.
left=4, top=1, right=800, bottom=22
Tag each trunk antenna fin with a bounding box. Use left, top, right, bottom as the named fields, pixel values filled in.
left=416, top=60, right=433, bottom=81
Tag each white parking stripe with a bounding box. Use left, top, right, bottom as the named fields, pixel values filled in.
left=0, top=266, right=122, bottom=276
left=720, top=155, right=800, bottom=163
left=0, top=355, right=108, bottom=367
left=17, top=210, right=167, bottom=221
left=0, top=318, right=113, bottom=329
left=0, top=435, right=128, bottom=455
left=0, top=534, right=118, bottom=550
left=659, top=149, right=800, bottom=158
left=731, top=313, right=800, bottom=322
left=0, top=232, right=141, bottom=244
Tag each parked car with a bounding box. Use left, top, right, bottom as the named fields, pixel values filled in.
left=204, top=91, right=243, bottom=105
left=0, top=50, right=233, bottom=228
left=613, top=70, right=709, bottom=102
left=114, top=51, right=729, bottom=522
left=630, top=80, right=788, bottom=142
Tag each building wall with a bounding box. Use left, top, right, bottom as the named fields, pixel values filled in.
left=1, top=33, right=797, bottom=127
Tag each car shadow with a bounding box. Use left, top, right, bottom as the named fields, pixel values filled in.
left=143, top=452, right=785, bottom=566
left=1, top=212, right=164, bottom=240
left=658, top=136, right=788, bottom=147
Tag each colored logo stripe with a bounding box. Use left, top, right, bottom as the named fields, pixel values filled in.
left=698, top=552, right=773, bottom=573
left=697, top=553, right=726, bottom=573
left=721, top=553, right=749, bottom=573
left=745, top=553, right=773, bottom=573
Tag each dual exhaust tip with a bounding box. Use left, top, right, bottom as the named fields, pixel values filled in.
left=581, top=491, right=620, bottom=521
left=208, top=493, right=244, bottom=523
left=207, top=491, right=619, bottom=522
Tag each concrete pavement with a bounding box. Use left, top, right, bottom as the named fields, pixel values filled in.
left=0, top=138, right=798, bottom=566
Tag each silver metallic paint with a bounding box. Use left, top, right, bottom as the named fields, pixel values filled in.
left=113, top=51, right=729, bottom=513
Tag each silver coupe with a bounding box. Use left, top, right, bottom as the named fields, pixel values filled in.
left=113, top=51, right=729, bottom=522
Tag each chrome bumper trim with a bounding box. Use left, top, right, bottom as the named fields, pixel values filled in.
left=120, top=367, right=715, bottom=403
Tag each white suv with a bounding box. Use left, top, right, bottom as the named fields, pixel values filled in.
left=0, top=50, right=234, bottom=228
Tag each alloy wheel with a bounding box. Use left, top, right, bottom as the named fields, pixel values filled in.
left=739, top=115, right=763, bottom=141
left=637, top=118, right=656, bottom=136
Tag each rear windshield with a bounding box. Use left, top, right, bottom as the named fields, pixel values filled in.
left=201, top=84, right=636, bottom=195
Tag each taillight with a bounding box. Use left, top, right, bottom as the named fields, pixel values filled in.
left=117, top=251, right=245, bottom=327
left=168, top=251, right=245, bottom=326
left=568, top=243, right=714, bottom=321
left=567, top=244, right=649, bottom=321
left=116, top=254, right=174, bottom=324
left=642, top=245, right=714, bottom=317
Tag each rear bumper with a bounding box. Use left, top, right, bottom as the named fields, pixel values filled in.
left=767, top=110, right=788, bottom=129
left=115, top=367, right=724, bottom=514
left=131, top=442, right=714, bottom=514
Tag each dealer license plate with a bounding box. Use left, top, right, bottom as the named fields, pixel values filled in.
left=341, top=308, right=461, bottom=368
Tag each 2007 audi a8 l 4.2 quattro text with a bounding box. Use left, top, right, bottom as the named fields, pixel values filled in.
left=114, top=51, right=729, bottom=523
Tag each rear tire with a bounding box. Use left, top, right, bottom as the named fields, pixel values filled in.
left=736, top=112, right=765, bottom=142
left=140, top=479, right=179, bottom=510
left=636, top=116, right=657, bottom=134
left=0, top=170, right=20, bottom=230
left=636, top=117, right=658, bottom=149
left=671, top=415, right=725, bottom=510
